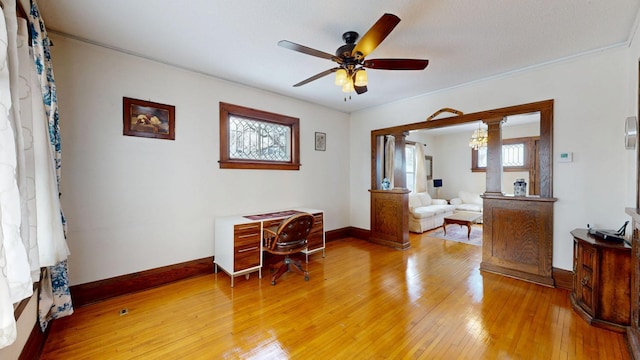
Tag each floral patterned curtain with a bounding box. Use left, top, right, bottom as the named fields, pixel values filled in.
left=27, top=0, right=73, bottom=330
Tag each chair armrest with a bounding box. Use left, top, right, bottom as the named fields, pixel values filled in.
left=432, top=199, right=447, bottom=205
left=263, top=228, right=277, bottom=249
left=449, top=198, right=462, bottom=205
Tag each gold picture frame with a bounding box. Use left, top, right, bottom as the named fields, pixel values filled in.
left=123, top=97, right=175, bottom=140
left=425, top=155, right=433, bottom=180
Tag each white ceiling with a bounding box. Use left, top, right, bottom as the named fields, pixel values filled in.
left=37, top=0, right=640, bottom=114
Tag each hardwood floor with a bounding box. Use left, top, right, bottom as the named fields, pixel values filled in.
left=40, top=232, right=630, bottom=359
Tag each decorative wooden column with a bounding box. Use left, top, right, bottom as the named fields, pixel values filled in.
left=392, top=132, right=408, bottom=189
left=369, top=189, right=410, bottom=250
left=369, top=131, right=410, bottom=250
left=480, top=116, right=557, bottom=287
left=481, top=195, right=556, bottom=286
left=484, top=117, right=505, bottom=196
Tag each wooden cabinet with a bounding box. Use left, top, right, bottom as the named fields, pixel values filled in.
left=214, top=208, right=324, bottom=287
left=570, top=228, right=631, bottom=333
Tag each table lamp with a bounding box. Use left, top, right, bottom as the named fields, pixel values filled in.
left=433, top=179, right=443, bottom=198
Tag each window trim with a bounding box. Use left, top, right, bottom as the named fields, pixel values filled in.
left=471, top=136, right=537, bottom=172
left=219, top=102, right=300, bottom=170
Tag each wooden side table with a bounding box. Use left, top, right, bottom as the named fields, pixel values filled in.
left=570, top=228, right=631, bottom=333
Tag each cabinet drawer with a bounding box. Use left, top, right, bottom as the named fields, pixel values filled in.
left=307, top=233, right=323, bottom=250
left=234, top=232, right=260, bottom=247
left=580, top=265, right=593, bottom=288
left=233, top=222, right=261, bottom=271
left=234, top=246, right=260, bottom=271
left=580, top=279, right=594, bottom=313
left=312, top=213, right=323, bottom=226
left=234, top=222, right=261, bottom=236
left=234, top=222, right=261, bottom=247
left=310, top=214, right=323, bottom=234
left=580, top=245, right=596, bottom=269
left=263, top=219, right=282, bottom=232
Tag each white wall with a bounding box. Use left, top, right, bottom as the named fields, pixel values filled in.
left=51, top=34, right=351, bottom=285
left=350, top=45, right=631, bottom=271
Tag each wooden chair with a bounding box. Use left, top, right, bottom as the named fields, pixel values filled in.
left=263, top=213, right=314, bottom=285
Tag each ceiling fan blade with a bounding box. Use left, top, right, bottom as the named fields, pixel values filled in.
left=278, top=40, right=340, bottom=62
left=293, top=68, right=340, bottom=87
left=363, top=58, right=429, bottom=70
left=354, top=85, right=368, bottom=95
left=351, top=13, right=401, bottom=58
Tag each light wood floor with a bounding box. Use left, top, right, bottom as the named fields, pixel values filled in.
left=41, top=232, right=630, bottom=359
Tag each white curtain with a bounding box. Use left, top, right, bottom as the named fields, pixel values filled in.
left=0, top=0, right=72, bottom=348
left=0, top=1, right=33, bottom=347
left=414, top=143, right=427, bottom=193
left=384, top=135, right=395, bottom=188
left=28, top=0, right=73, bottom=332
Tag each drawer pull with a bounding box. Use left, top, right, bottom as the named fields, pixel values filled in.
left=238, top=247, right=258, bottom=253
left=581, top=275, right=590, bottom=286
left=237, top=225, right=259, bottom=231
left=238, top=234, right=258, bottom=239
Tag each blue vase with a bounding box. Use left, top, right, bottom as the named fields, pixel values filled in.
left=514, top=178, right=527, bottom=196
left=381, top=178, right=391, bottom=190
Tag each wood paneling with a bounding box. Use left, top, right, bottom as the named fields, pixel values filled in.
left=369, top=189, right=410, bottom=249
left=40, top=233, right=629, bottom=359
left=481, top=195, right=555, bottom=286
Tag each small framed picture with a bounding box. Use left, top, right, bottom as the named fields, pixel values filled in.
left=123, top=97, right=175, bottom=140
left=315, top=132, right=326, bottom=151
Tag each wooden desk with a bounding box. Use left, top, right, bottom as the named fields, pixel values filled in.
left=214, top=208, right=324, bottom=287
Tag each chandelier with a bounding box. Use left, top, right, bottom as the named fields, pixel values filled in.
left=469, top=126, right=488, bottom=150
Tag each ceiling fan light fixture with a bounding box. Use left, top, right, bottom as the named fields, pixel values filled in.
left=342, top=79, right=354, bottom=93
left=334, top=69, right=348, bottom=86
left=354, top=69, right=368, bottom=87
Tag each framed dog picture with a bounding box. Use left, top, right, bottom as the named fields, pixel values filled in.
left=123, top=97, right=175, bottom=140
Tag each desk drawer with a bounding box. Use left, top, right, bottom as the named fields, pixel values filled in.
left=234, top=245, right=260, bottom=271
left=308, top=213, right=324, bottom=250
left=233, top=222, right=261, bottom=271
left=234, top=222, right=260, bottom=235
left=311, top=215, right=323, bottom=230
left=234, top=223, right=260, bottom=246
left=263, top=219, right=282, bottom=230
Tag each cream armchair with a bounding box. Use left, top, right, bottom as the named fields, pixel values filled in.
left=449, top=191, right=483, bottom=213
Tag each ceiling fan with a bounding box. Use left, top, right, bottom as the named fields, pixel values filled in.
left=278, top=13, right=429, bottom=96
